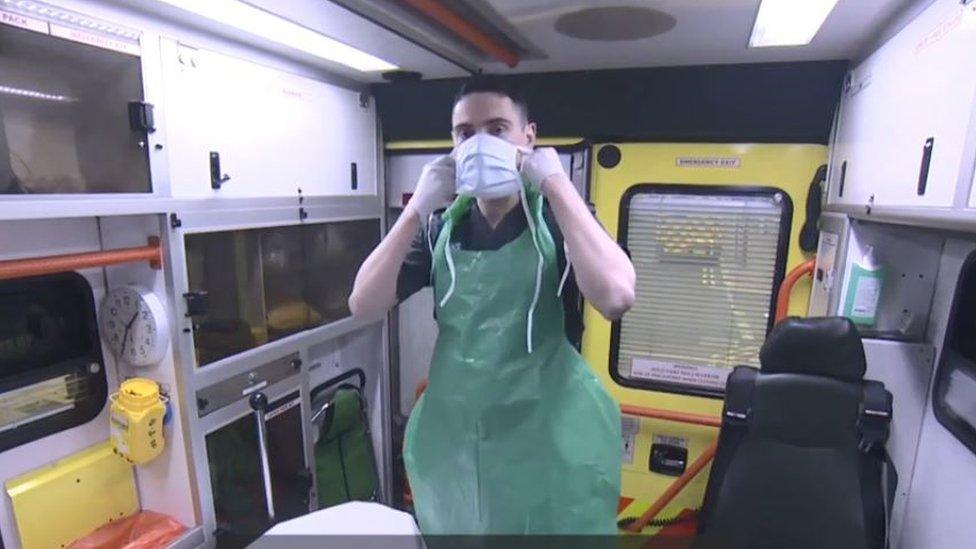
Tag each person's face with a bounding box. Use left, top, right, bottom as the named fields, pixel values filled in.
left=451, top=92, right=536, bottom=148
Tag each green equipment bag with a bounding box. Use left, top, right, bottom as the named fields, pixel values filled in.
left=311, top=370, right=379, bottom=508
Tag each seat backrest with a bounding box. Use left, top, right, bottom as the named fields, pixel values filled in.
left=698, top=317, right=889, bottom=549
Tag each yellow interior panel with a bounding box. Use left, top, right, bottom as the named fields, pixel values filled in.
left=584, top=143, right=826, bottom=520
left=5, top=441, right=139, bottom=549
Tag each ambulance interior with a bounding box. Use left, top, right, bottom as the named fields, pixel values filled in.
left=0, top=0, right=974, bottom=547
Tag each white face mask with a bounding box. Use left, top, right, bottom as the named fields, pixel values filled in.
left=454, top=133, right=525, bottom=199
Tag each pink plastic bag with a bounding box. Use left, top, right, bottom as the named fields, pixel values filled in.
left=68, top=511, right=187, bottom=549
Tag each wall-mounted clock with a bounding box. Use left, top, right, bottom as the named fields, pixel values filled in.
left=99, top=285, right=170, bottom=367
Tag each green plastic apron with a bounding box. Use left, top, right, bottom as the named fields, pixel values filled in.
left=403, top=186, right=621, bottom=534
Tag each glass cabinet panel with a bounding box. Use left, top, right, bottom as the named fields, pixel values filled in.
left=0, top=23, right=150, bottom=194
left=185, top=231, right=268, bottom=366
left=304, top=219, right=381, bottom=325
left=186, top=219, right=381, bottom=367
left=262, top=226, right=312, bottom=340
left=206, top=391, right=308, bottom=548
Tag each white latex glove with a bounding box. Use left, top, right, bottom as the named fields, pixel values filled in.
left=406, top=154, right=455, bottom=222
left=519, top=147, right=567, bottom=195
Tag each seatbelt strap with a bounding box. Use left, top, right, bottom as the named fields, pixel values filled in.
left=860, top=380, right=894, bottom=548
left=723, top=366, right=758, bottom=427
left=881, top=450, right=898, bottom=549
left=859, top=381, right=892, bottom=452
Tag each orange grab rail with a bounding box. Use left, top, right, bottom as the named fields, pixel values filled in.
left=774, top=257, right=816, bottom=324
left=620, top=404, right=722, bottom=429
left=0, top=237, right=162, bottom=281
left=401, top=0, right=520, bottom=67
left=619, top=405, right=721, bottom=533
left=624, top=440, right=719, bottom=533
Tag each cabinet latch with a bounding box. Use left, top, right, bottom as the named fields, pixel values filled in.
left=210, top=152, right=231, bottom=189
left=183, top=291, right=209, bottom=317
left=128, top=101, right=155, bottom=133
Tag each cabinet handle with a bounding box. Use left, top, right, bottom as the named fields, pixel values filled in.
left=350, top=162, right=358, bottom=191
left=249, top=392, right=276, bottom=522
left=838, top=161, right=848, bottom=198
left=917, top=137, right=934, bottom=196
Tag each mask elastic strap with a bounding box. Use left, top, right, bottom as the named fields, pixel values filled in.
left=519, top=185, right=544, bottom=354
left=439, top=220, right=457, bottom=308
left=557, top=241, right=571, bottom=298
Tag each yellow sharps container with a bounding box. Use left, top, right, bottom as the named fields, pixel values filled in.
left=110, top=378, right=167, bottom=465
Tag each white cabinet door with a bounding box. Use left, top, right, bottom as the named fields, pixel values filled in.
left=830, top=0, right=976, bottom=209
left=161, top=41, right=376, bottom=198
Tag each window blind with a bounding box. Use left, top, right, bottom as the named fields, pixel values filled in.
left=616, top=189, right=788, bottom=393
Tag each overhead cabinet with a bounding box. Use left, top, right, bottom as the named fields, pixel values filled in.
left=0, top=10, right=150, bottom=195
left=162, top=40, right=377, bottom=198
left=829, top=0, right=976, bottom=209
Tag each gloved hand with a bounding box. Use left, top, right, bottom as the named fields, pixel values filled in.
left=406, top=154, right=455, bottom=222
left=520, top=147, right=567, bottom=195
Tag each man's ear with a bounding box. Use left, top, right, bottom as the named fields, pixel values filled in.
left=524, top=122, right=537, bottom=147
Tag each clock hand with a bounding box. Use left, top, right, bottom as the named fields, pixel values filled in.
left=120, top=311, right=138, bottom=357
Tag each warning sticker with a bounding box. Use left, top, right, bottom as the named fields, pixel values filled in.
left=621, top=416, right=639, bottom=465
left=265, top=397, right=301, bottom=421
left=631, top=358, right=731, bottom=390
left=676, top=157, right=741, bottom=169
left=653, top=434, right=687, bottom=448
left=0, top=10, right=48, bottom=33
left=50, top=24, right=140, bottom=56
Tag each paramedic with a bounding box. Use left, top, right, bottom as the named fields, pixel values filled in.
left=349, top=76, right=635, bottom=534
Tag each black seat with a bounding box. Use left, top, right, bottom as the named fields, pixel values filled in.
left=697, top=317, right=894, bottom=549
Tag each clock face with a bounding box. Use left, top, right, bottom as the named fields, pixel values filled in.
left=99, top=286, right=170, bottom=367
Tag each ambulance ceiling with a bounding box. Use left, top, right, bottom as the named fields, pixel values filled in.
left=327, top=0, right=918, bottom=78
left=120, top=0, right=918, bottom=82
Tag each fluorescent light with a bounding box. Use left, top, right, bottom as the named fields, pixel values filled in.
left=155, top=0, right=397, bottom=72
left=749, top=0, right=840, bottom=48
left=0, top=85, right=75, bottom=102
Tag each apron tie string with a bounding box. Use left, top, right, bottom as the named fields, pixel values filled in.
left=439, top=232, right=458, bottom=308
left=557, top=241, right=571, bottom=298
left=518, top=185, right=544, bottom=354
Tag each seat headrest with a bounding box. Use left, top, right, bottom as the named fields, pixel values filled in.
left=760, top=317, right=866, bottom=381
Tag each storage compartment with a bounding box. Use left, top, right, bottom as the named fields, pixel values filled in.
left=162, top=41, right=377, bottom=197
left=205, top=391, right=308, bottom=548
left=829, top=0, right=976, bottom=208
left=0, top=20, right=149, bottom=194
left=185, top=220, right=380, bottom=367
left=834, top=220, right=943, bottom=340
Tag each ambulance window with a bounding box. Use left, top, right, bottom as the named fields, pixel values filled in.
left=610, top=186, right=792, bottom=397
left=934, top=251, right=976, bottom=455
left=0, top=273, right=107, bottom=452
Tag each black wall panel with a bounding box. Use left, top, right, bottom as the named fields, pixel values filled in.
left=372, top=61, right=848, bottom=144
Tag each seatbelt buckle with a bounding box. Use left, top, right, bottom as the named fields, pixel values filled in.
left=858, top=406, right=890, bottom=453
left=724, top=409, right=749, bottom=426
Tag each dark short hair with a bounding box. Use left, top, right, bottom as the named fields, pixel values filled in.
left=454, top=75, right=529, bottom=122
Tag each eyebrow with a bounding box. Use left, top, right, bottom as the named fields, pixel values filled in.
left=485, top=117, right=513, bottom=127
left=452, top=117, right=515, bottom=133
